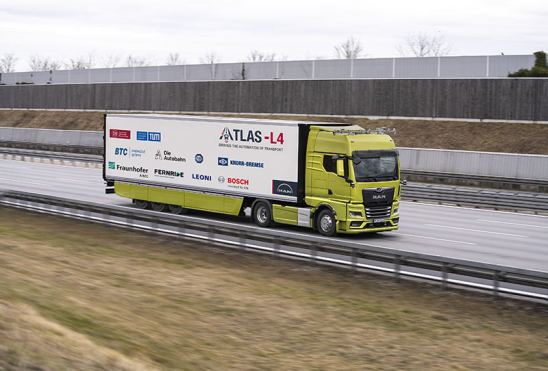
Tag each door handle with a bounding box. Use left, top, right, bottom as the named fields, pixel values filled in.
left=328, top=189, right=333, bottom=195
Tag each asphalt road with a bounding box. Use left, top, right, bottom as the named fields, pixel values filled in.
left=1, top=159, right=547, bottom=273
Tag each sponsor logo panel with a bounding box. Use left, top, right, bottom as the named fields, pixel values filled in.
left=109, top=129, right=131, bottom=139
left=272, top=180, right=298, bottom=197
left=192, top=173, right=211, bottom=181
left=154, top=169, right=184, bottom=178
left=137, top=131, right=161, bottom=142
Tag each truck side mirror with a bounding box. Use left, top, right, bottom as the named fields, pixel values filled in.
left=336, top=159, right=345, bottom=177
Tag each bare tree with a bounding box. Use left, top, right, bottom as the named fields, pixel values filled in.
left=28, top=56, right=62, bottom=71
left=247, top=50, right=276, bottom=62
left=397, top=33, right=451, bottom=57
left=334, top=37, right=364, bottom=59
left=126, top=55, right=150, bottom=67
left=103, top=54, right=121, bottom=68
left=166, top=52, right=184, bottom=65
left=200, top=52, right=221, bottom=65
left=65, top=55, right=95, bottom=70
left=0, top=54, right=17, bottom=73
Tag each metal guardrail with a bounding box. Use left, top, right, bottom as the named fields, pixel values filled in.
left=0, top=190, right=546, bottom=303
left=2, top=147, right=547, bottom=213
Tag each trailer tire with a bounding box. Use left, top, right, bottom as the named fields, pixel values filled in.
left=252, top=201, right=273, bottom=228
left=169, top=205, right=188, bottom=215
left=316, top=209, right=336, bottom=237
left=151, top=202, right=167, bottom=212
left=134, top=199, right=150, bottom=209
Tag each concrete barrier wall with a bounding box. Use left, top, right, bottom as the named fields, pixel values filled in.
left=0, top=127, right=102, bottom=148
left=1, top=79, right=547, bottom=121
left=1, top=127, right=547, bottom=181
left=399, top=147, right=548, bottom=181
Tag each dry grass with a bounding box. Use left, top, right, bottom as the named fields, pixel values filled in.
left=1, top=110, right=548, bottom=154
left=0, top=207, right=547, bottom=370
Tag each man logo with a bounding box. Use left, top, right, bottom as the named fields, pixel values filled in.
left=272, top=180, right=298, bottom=197
left=376, top=187, right=383, bottom=192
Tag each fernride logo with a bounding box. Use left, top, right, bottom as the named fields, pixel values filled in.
left=109, top=129, right=130, bottom=139
left=154, top=169, right=184, bottom=178
left=137, top=131, right=161, bottom=142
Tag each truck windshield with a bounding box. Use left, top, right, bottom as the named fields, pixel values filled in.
left=352, top=150, right=398, bottom=182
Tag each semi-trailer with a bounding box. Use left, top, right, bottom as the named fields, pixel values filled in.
left=104, top=114, right=401, bottom=236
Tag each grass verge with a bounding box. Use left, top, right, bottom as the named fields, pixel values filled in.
left=0, top=207, right=547, bottom=370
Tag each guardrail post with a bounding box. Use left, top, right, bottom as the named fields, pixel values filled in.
left=208, top=228, right=215, bottom=242
left=310, top=243, right=317, bottom=264
left=238, top=231, right=246, bottom=250
left=178, top=221, right=186, bottom=239
left=441, top=263, right=449, bottom=289
left=394, top=255, right=401, bottom=280
left=351, top=248, right=357, bottom=272
left=273, top=237, right=280, bottom=257
left=493, top=271, right=500, bottom=298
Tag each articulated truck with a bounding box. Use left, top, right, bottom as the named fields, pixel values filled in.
left=104, top=114, right=401, bottom=236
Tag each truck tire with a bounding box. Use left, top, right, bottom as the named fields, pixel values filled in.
left=134, top=199, right=150, bottom=209
left=252, top=201, right=273, bottom=227
left=169, top=205, right=187, bottom=215
left=151, top=202, right=167, bottom=212
left=316, top=209, right=336, bottom=237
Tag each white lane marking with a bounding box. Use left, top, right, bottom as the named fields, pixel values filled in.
left=398, top=233, right=476, bottom=245
left=424, top=224, right=528, bottom=238
left=401, top=200, right=548, bottom=218
left=477, top=219, right=548, bottom=229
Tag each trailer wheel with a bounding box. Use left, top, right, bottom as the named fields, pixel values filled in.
left=134, top=199, right=150, bottom=209
left=252, top=201, right=273, bottom=227
left=316, top=209, right=336, bottom=237
left=151, top=202, right=167, bottom=212
left=169, top=205, right=188, bottom=215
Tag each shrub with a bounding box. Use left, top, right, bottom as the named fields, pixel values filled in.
left=508, top=51, right=548, bottom=77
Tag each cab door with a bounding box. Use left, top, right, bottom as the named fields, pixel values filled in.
left=323, top=155, right=351, bottom=202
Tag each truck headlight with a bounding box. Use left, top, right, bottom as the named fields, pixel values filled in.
left=393, top=207, right=399, bottom=215
left=349, top=211, right=362, bottom=218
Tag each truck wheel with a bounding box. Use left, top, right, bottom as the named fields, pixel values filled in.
left=317, top=209, right=336, bottom=237
left=253, top=201, right=273, bottom=227
left=169, top=205, right=187, bottom=215
left=151, top=202, right=167, bottom=212
left=134, top=199, right=150, bottom=209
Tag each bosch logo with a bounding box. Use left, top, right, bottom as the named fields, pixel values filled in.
left=227, top=177, right=249, bottom=186
left=218, top=176, right=225, bottom=183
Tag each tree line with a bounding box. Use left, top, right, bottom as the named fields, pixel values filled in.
left=0, top=33, right=451, bottom=73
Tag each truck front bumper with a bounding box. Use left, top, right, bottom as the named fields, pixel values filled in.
left=337, top=202, right=400, bottom=234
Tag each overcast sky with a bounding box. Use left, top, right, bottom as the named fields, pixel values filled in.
left=1, top=0, right=546, bottom=71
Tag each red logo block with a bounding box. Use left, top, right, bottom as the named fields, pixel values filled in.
left=109, top=129, right=131, bottom=139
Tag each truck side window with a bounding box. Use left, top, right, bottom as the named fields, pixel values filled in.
left=323, top=155, right=336, bottom=173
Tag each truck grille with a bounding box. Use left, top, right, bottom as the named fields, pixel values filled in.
left=365, top=205, right=392, bottom=219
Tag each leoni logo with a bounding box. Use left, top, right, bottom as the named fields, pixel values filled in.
left=192, top=174, right=211, bottom=181
left=109, top=129, right=131, bottom=139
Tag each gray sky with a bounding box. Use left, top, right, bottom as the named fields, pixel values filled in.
left=1, top=0, right=546, bottom=71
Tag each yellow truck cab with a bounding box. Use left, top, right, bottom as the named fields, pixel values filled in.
left=104, top=114, right=400, bottom=237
